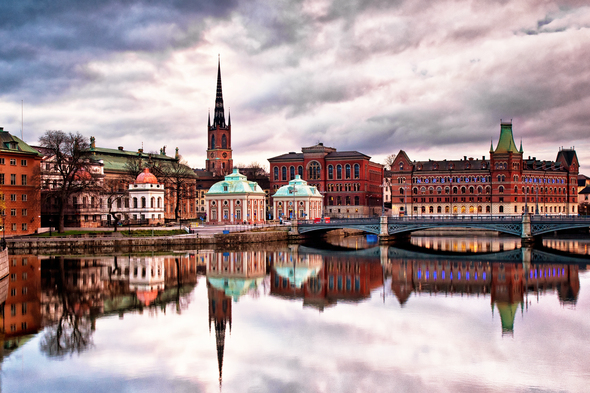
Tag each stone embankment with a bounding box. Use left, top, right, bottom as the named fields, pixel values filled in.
left=8, top=230, right=292, bottom=254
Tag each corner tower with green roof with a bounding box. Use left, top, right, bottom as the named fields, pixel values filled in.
left=490, top=121, right=523, bottom=215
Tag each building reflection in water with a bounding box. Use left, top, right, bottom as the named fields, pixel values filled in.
left=270, top=250, right=383, bottom=311
left=387, top=256, right=580, bottom=335
left=0, top=240, right=584, bottom=389
left=0, top=255, right=42, bottom=357
left=411, top=235, right=521, bottom=253
left=543, top=238, right=590, bottom=255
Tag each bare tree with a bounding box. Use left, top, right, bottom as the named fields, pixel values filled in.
left=124, top=154, right=145, bottom=182
left=149, top=158, right=196, bottom=222
left=384, top=154, right=397, bottom=170
left=38, top=131, right=102, bottom=232
left=103, top=177, right=129, bottom=231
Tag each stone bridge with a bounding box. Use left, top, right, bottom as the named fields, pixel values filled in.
left=294, top=215, right=590, bottom=242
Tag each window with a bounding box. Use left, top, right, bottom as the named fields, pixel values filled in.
left=11, top=223, right=16, bottom=231
left=21, top=194, right=27, bottom=201
left=211, top=135, right=215, bottom=148
left=11, top=304, right=16, bottom=316
left=10, top=209, right=16, bottom=216
left=274, top=167, right=279, bottom=181
left=336, top=165, right=342, bottom=179
left=298, top=165, right=303, bottom=177
left=0, top=158, right=4, bottom=164
left=22, top=287, right=28, bottom=295
left=21, top=159, right=27, bottom=166
left=290, top=166, right=295, bottom=180
left=282, top=166, right=287, bottom=181
left=0, top=174, right=3, bottom=184
left=10, top=194, right=16, bottom=201
left=22, top=302, right=27, bottom=315
left=354, top=164, right=360, bottom=179
left=10, top=159, right=16, bottom=166
left=10, top=174, right=16, bottom=185
left=328, top=165, right=334, bottom=180
left=308, top=161, right=321, bottom=180
left=345, top=164, right=351, bottom=179
left=221, top=134, right=227, bottom=148
left=22, top=223, right=27, bottom=231
left=22, top=209, right=27, bottom=216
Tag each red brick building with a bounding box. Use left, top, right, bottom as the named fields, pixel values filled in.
left=268, top=143, right=384, bottom=218
left=0, top=128, right=42, bottom=236
left=389, top=121, right=578, bottom=216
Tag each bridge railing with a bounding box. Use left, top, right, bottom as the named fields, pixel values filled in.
left=387, top=215, right=521, bottom=222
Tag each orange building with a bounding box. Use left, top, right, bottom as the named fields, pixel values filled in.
left=0, top=128, right=42, bottom=236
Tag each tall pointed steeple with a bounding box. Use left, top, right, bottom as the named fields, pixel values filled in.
left=208, top=109, right=211, bottom=128
left=214, top=55, right=226, bottom=128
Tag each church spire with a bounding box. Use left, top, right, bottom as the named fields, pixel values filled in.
left=214, top=55, right=226, bottom=128
left=228, top=109, right=231, bottom=127
left=208, top=109, right=211, bottom=128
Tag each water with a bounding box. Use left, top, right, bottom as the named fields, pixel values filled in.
left=2, top=236, right=590, bottom=392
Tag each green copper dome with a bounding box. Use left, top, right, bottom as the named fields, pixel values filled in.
left=207, top=168, right=265, bottom=195
left=272, top=175, right=322, bottom=198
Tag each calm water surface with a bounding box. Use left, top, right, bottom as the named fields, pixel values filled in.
left=2, top=236, right=590, bottom=393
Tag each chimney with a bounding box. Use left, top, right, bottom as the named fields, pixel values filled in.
left=464, top=156, right=467, bottom=161
left=482, top=156, right=485, bottom=160
left=118, top=146, right=124, bottom=151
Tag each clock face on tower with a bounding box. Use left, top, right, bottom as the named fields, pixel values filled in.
left=222, top=152, right=227, bottom=158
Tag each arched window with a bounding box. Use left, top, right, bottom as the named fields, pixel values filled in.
left=399, top=162, right=404, bottom=171
left=469, top=186, right=474, bottom=194
left=354, top=164, right=360, bottom=179
left=158, top=198, right=162, bottom=208
left=151, top=197, right=155, bottom=208
left=354, top=196, right=360, bottom=205
left=298, top=166, right=303, bottom=177
left=461, top=186, right=466, bottom=194
left=274, top=167, right=279, bottom=181
left=514, top=186, right=518, bottom=193
left=453, top=187, right=458, bottom=194
left=477, top=186, right=483, bottom=194
left=308, top=161, right=321, bottom=180
left=399, top=188, right=404, bottom=195
left=211, top=135, right=215, bottom=149
left=328, top=165, right=334, bottom=180
left=290, top=166, right=295, bottom=180
left=336, top=165, right=342, bottom=179
left=345, top=164, right=351, bottom=179
left=499, top=206, right=504, bottom=213
left=133, top=198, right=138, bottom=208
left=222, top=134, right=227, bottom=148
left=499, top=186, right=504, bottom=193
left=141, top=197, right=146, bottom=208
left=282, top=166, right=287, bottom=181
left=437, top=206, right=442, bottom=213
left=345, top=196, right=351, bottom=205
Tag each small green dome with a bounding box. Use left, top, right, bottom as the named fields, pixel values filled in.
left=272, top=175, right=323, bottom=198
left=207, top=168, right=265, bottom=195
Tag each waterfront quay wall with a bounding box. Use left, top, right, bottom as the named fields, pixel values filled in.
left=8, top=231, right=290, bottom=254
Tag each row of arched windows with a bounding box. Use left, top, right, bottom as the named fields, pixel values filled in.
left=328, top=196, right=360, bottom=206
left=327, top=164, right=360, bottom=180
left=326, top=183, right=361, bottom=192
left=413, top=176, right=491, bottom=184
left=409, top=186, right=492, bottom=195
left=131, top=196, right=162, bottom=209
left=272, top=161, right=361, bottom=182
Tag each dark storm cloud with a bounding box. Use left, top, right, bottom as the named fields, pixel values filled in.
left=0, top=0, right=238, bottom=99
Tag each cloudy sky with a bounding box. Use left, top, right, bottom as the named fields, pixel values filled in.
left=1, top=0, right=589, bottom=170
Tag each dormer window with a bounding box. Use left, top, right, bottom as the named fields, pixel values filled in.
left=223, top=186, right=228, bottom=192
